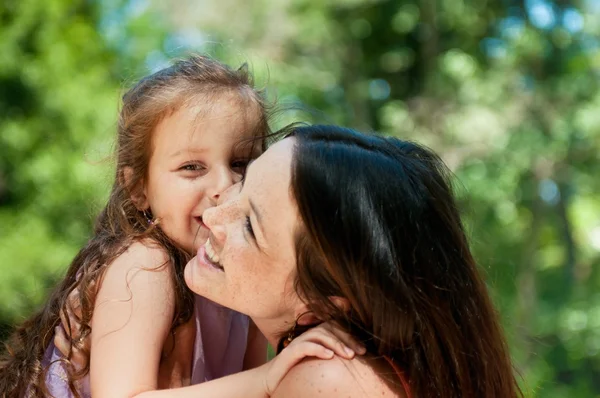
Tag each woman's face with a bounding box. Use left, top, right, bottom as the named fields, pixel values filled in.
left=184, top=138, right=302, bottom=324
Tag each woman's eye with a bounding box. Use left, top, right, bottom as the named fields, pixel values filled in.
left=245, top=216, right=255, bottom=239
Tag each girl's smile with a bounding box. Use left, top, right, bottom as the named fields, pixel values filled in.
left=139, top=94, right=262, bottom=254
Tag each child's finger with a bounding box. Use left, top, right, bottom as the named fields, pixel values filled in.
left=285, top=341, right=334, bottom=362
left=53, top=326, right=88, bottom=371
left=53, top=326, right=71, bottom=357
left=293, top=328, right=356, bottom=359
left=297, top=343, right=335, bottom=360
left=265, top=342, right=336, bottom=395
left=59, top=306, right=80, bottom=340
left=314, top=323, right=366, bottom=355
left=66, top=287, right=83, bottom=318
left=59, top=285, right=86, bottom=341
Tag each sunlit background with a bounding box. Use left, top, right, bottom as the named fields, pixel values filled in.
left=1, top=0, right=599, bottom=396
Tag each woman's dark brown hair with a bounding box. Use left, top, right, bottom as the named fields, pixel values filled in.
left=0, top=54, right=269, bottom=397
left=286, top=125, right=522, bottom=397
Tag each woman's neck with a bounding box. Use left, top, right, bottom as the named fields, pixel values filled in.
left=251, top=316, right=294, bottom=349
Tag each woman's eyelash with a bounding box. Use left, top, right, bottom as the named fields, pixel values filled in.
left=245, top=216, right=255, bottom=239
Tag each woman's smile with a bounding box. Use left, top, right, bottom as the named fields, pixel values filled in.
left=196, top=239, right=224, bottom=272
left=205, top=238, right=222, bottom=265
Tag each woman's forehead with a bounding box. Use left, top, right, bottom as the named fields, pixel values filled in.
left=246, top=138, right=297, bottom=227
left=248, top=138, right=294, bottom=186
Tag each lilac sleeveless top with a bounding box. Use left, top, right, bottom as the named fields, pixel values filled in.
left=39, top=295, right=250, bottom=397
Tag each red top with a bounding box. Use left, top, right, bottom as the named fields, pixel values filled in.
left=383, top=356, right=412, bottom=398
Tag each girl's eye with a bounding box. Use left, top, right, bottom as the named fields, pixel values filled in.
left=231, top=159, right=250, bottom=175
left=245, top=216, right=255, bottom=239
left=180, top=163, right=206, bottom=172
left=237, top=159, right=255, bottom=185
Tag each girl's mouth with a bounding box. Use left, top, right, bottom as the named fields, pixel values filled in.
left=195, top=216, right=206, bottom=228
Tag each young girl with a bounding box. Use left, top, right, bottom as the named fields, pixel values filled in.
left=0, top=55, right=357, bottom=398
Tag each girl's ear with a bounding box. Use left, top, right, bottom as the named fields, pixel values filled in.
left=123, top=166, right=149, bottom=210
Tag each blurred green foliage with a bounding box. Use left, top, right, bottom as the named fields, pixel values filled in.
left=1, top=0, right=599, bottom=396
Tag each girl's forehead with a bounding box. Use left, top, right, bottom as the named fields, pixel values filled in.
left=189, top=89, right=262, bottom=115
left=187, top=96, right=263, bottom=131
left=149, top=98, right=264, bottom=156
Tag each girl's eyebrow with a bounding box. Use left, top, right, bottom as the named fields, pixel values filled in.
left=170, top=147, right=208, bottom=157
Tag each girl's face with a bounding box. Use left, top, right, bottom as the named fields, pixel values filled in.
left=139, top=94, right=262, bottom=254
left=184, top=138, right=303, bottom=328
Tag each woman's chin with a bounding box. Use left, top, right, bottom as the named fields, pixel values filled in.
left=184, top=252, right=222, bottom=295
left=184, top=256, right=202, bottom=293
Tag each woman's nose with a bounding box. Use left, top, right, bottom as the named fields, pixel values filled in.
left=202, top=187, right=241, bottom=243
left=218, top=182, right=242, bottom=206
left=202, top=205, right=227, bottom=243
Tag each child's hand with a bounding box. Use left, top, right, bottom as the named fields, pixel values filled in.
left=53, top=285, right=90, bottom=370
left=261, top=323, right=366, bottom=396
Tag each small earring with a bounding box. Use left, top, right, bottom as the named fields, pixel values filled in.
left=143, top=209, right=154, bottom=225
left=277, top=311, right=313, bottom=354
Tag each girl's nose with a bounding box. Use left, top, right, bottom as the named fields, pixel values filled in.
left=208, top=167, right=235, bottom=205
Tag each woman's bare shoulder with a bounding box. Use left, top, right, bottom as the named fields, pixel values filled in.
left=272, top=355, right=407, bottom=398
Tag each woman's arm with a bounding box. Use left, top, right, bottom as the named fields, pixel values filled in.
left=89, top=242, right=177, bottom=397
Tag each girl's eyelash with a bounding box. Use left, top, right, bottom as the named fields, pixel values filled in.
left=240, top=168, right=248, bottom=184
left=240, top=159, right=255, bottom=184
left=180, top=162, right=205, bottom=171
left=245, top=216, right=255, bottom=239
left=231, top=159, right=249, bottom=169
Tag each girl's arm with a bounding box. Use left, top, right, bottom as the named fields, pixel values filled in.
left=57, top=250, right=366, bottom=397
left=243, top=320, right=269, bottom=370
left=135, top=324, right=358, bottom=398
left=89, top=241, right=178, bottom=397
left=59, top=303, right=360, bottom=398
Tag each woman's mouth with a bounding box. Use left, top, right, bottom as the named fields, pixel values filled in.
left=205, top=238, right=220, bottom=263
left=198, top=238, right=224, bottom=271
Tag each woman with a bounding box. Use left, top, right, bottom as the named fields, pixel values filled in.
left=185, top=124, right=522, bottom=397
left=57, top=124, right=521, bottom=397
